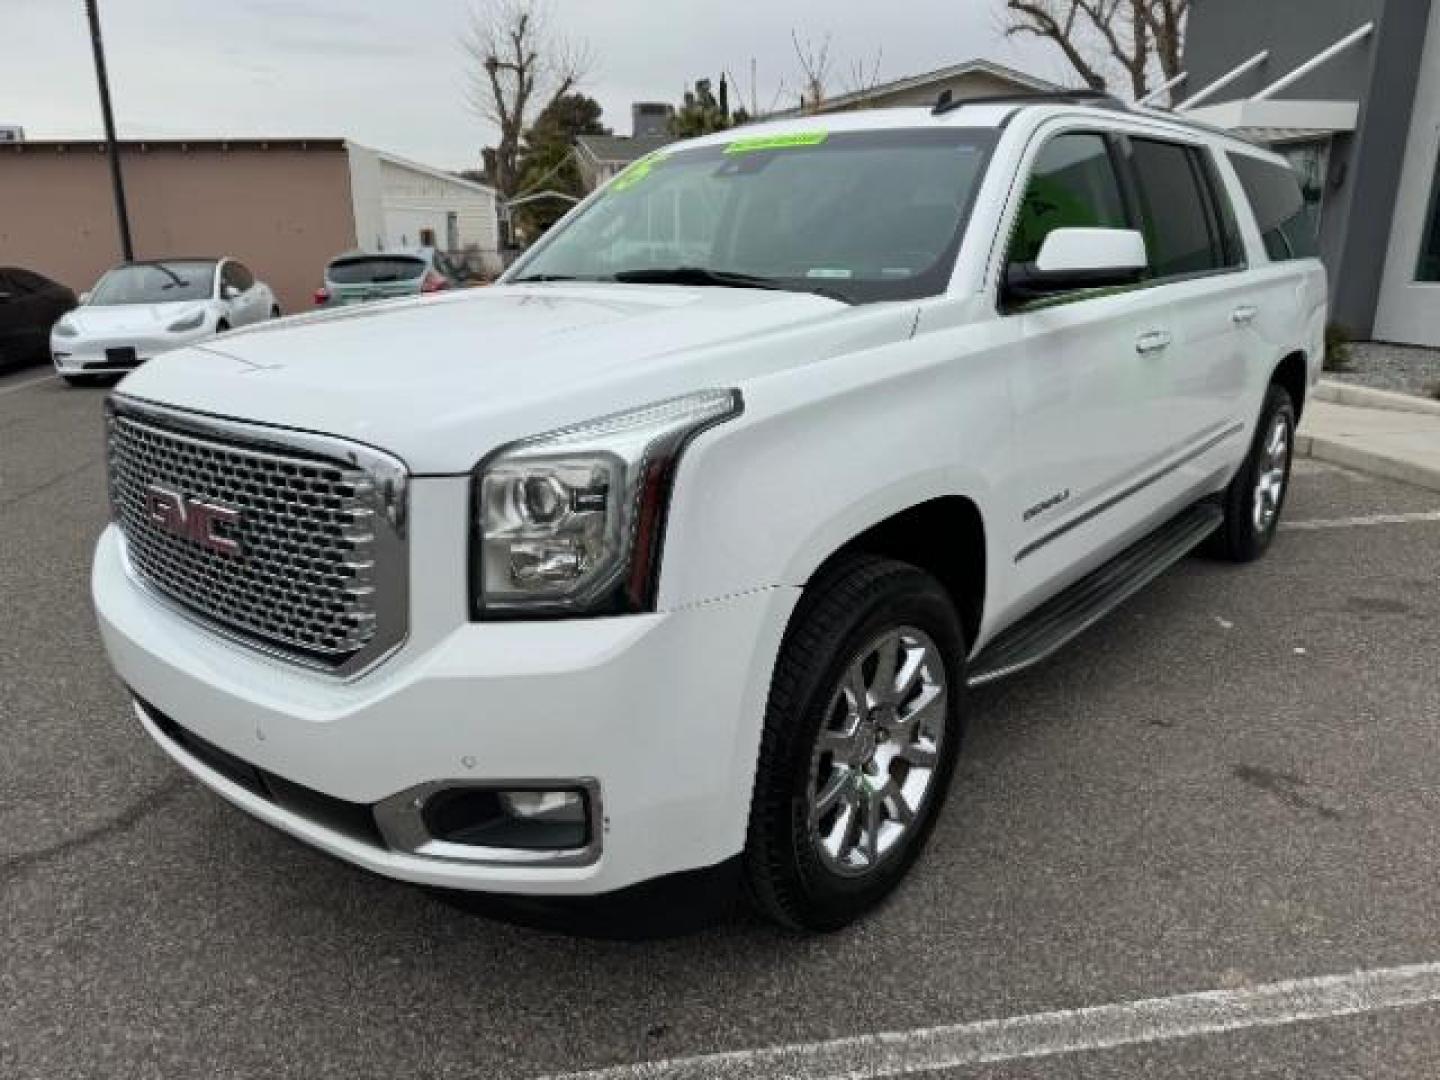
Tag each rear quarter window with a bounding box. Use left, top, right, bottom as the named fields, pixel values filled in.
left=1228, top=154, right=1319, bottom=261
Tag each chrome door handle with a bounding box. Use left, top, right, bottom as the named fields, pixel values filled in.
left=1232, top=304, right=1259, bottom=325
left=1135, top=330, right=1173, bottom=355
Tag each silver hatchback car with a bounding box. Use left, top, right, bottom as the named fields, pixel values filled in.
left=314, top=248, right=463, bottom=308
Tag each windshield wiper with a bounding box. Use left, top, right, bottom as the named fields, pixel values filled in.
left=511, top=273, right=583, bottom=283
left=611, top=266, right=853, bottom=303
left=153, top=265, right=189, bottom=288
left=611, top=267, right=785, bottom=291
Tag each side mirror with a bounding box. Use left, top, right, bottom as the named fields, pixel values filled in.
left=1006, top=227, right=1147, bottom=303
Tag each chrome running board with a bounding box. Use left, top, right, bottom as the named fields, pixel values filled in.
left=968, top=500, right=1224, bottom=688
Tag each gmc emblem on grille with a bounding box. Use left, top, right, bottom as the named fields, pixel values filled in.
left=143, top=485, right=243, bottom=557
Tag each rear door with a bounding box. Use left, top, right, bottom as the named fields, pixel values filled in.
left=1121, top=136, right=1253, bottom=478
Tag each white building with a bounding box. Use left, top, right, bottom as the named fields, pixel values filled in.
left=346, top=145, right=503, bottom=275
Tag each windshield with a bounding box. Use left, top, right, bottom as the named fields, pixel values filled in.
left=327, top=255, right=427, bottom=285
left=511, top=128, right=998, bottom=304
left=89, top=261, right=216, bottom=305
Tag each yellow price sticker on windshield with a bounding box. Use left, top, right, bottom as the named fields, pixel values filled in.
left=724, top=131, right=829, bottom=154
left=610, top=152, right=668, bottom=192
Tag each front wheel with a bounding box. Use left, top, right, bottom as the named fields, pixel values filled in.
left=1212, top=384, right=1296, bottom=562
left=270, top=305, right=281, bottom=319
left=62, top=374, right=101, bottom=388
left=744, top=555, right=966, bottom=931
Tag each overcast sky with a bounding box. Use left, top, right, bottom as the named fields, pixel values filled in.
left=3, top=0, right=1066, bottom=170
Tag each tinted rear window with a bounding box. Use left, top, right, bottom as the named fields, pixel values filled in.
left=327, top=257, right=426, bottom=284
left=1228, top=154, right=1319, bottom=261
left=1130, top=138, right=1227, bottom=278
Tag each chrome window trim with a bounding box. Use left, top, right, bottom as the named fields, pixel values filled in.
left=372, top=778, right=604, bottom=868
left=107, top=393, right=410, bottom=680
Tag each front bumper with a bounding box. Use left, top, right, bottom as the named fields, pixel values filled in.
left=93, top=524, right=797, bottom=895
left=52, top=327, right=212, bottom=373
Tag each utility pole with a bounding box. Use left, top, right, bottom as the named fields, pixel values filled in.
left=85, top=0, right=133, bottom=262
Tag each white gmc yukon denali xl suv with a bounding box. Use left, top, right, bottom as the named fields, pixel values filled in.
left=94, top=95, right=1326, bottom=930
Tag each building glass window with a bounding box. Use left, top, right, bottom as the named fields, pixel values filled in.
left=1280, top=141, right=1328, bottom=220
left=1417, top=144, right=1440, bottom=283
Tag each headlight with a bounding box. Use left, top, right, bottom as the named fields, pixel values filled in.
left=166, top=310, right=206, bottom=333
left=52, top=317, right=78, bottom=338
left=472, top=389, right=742, bottom=617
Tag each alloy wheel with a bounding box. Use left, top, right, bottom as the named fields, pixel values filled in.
left=1253, top=412, right=1291, bottom=533
left=806, top=626, right=948, bottom=878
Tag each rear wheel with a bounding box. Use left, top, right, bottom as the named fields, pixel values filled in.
left=62, top=374, right=101, bottom=388
left=270, top=305, right=281, bottom=319
left=744, top=555, right=966, bottom=931
left=215, top=320, right=230, bottom=334
left=1212, top=384, right=1296, bottom=562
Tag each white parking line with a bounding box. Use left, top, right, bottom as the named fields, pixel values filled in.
left=1284, top=510, right=1440, bottom=531
left=0, top=371, right=57, bottom=397
left=540, top=961, right=1440, bottom=1080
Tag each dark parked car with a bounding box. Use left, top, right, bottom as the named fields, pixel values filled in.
left=0, top=267, right=76, bottom=371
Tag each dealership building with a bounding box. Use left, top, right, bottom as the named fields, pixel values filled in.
left=0, top=138, right=502, bottom=312
left=1184, top=0, right=1440, bottom=347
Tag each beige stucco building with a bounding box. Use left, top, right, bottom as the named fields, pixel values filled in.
left=0, top=138, right=501, bottom=312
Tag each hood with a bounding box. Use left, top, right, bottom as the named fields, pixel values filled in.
left=116, top=283, right=902, bottom=473
left=72, top=301, right=212, bottom=334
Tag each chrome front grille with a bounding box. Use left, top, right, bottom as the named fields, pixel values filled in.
left=106, top=397, right=408, bottom=675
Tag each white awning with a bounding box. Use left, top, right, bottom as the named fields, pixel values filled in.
left=1187, top=99, right=1360, bottom=141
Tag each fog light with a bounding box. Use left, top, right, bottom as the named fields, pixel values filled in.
left=500, top=789, right=585, bottom=823
left=422, top=787, right=589, bottom=851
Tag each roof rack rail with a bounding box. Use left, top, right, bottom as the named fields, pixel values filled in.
left=932, top=87, right=1128, bottom=116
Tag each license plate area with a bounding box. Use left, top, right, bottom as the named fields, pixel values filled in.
left=102, top=346, right=138, bottom=366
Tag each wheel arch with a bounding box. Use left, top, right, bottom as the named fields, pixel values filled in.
left=1271, top=350, right=1308, bottom=421
left=802, top=495, right=987, bottom=652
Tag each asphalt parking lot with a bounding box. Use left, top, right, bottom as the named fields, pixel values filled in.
left=3, top=364, right=1440, bottom=1079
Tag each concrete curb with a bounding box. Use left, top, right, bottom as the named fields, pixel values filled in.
left=1314, top=380, right=1440, bottom=417
left=1297, top=432, right=1440, bottom=494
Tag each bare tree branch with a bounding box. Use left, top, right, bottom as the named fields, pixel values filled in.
left=842, top=48, right=885, bottom=100
left=464, top=0, right=591, bottom=196
left=791, top=30, right=834, bottom=112
left=1141, top=0, right=1190, bottom=84
left=1004, top=1, right=1109, bottom=90
left=1001, top=0, right=1185, bottom=98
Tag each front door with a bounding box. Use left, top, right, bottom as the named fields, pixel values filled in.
left=1000, top=129, right=1180, bottom=607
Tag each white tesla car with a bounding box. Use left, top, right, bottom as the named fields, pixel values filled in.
left=50, top=257, right=279, bottom=386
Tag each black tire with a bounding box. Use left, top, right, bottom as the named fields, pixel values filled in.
left=270, top=305, right=281, bottom=319
left=1211, top=383, right=1296, bottom=562
left=215, top=320, right=230, bottom=334
left=744, top=555, right=967, bottom=931
left=62, top=374, right=100, bottom=388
